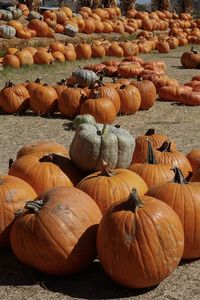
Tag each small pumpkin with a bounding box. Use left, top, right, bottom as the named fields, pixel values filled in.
left=69, top=123, right=135, bottom=172
left=116, top=84, right=141, bottom=115
left=72, top=69, right=98, bottom=88
left=64, top=24, right=78, bottom=37
left=0, top=25, right=16, bottom=38
left=0, top=81, right=30, bottom=114
left=72, top=114, right=96, bottom=129
left=97, top=188, right=184, bottom=288
left=2, top=55, right=20, bottom=69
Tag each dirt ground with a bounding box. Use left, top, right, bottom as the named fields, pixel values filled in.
left=0, top=45, right=200, bottom=299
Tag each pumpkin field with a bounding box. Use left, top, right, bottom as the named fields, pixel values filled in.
left=1, top=2, right=200, bottom=299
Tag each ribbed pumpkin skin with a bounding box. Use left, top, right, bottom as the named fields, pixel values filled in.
left=8, top=153, right=84, bottom=194
left=10, top=187, right=102, bottom=275
left=116, top=85, right=141, bottom=115
left=58, top=88, right=86, bottom=117
left=132, top=130, right=177, bottom=164
left=97, top=194, right=184, bottom=288
left=129, top=163, right=174, bottom=188
left=130, top=79, right=157, bottom=110
left=80, top=97, right=116, bottom=124
left=154, top=142, right=192, bottom=179
left=0, top=83, right=30, bottom=114
left=187, top=149, right=200, bottom=172
left=16, top=141, right=68, bottom=159
left=77, top=168, right=148, bottom=215
left=190, top=168, right=200, bottom=182
left=89, top=85, right=121, bottom=115
left=147, top=181, right=200, bottom=259
left=0, top=175, right=36, bottom=248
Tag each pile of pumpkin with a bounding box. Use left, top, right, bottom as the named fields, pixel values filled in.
left=1, top=120, right=200, bottom=289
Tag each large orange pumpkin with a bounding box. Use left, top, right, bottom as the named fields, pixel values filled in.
left=147, top=167, right=200, bottom=259
left=97, top=188, right=184, bottom=288
left=10, top=186, right=102, bottom=275
left=116, top=85, right=141, bottom=115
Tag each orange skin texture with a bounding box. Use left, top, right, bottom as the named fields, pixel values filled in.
left=116, top=85, right=141, bottom=115
left=10, top=187, right=102, bottom=275
left=190, top=168, right=200, bottom=182
left=30, top=85, right=57, bottom=115
left=0, top=175, right=36, bottom=248
left=129, top=162, right=174, bottom=189
left=97, top=194, right=184, bottom=288
left=77, top=168, right=148, bottom=215
left=16, top=141, right=68, bottom=159
left=9, top=152, right=85, bottom=194
left=147, top=181, right=200, bottom=259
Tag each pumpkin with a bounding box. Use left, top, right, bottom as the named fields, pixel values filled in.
left=9, top=7, right=22, bottom=20
left=186, top=149, right=200, bottom=172
left=181, top=47, right=200, bottom=68
left=10, top=186, right=102, bottom=275
left=72, top=69, right=98, bottom=88
left=58, top=87, right=86, bottom=118
left=117, top=63, right=144, bottom=78
left=63, top=47, right=77, bottom=61
left=8, top=20, right=23, bottom=31
left=147, top=167, right=200, bottom=259
left=27, top=11, right=43, bottom=21
left=156, top=40, right=170, bottom=53
left=52, top=51, right=65, bottom=62
left=16, top=141, right=68, bottom=159
left=77, top=162, right=148, bottom=215
left=33, top=50, right=54, bottom=65
left=75, top=43, right=92, bottom=60
left=18, top=4, right=29, bottom=16
left=89, top=82, right=121, bottom=114
left=91, top=44, right=106, bottom=58
left=154, top=140, right=192, bottom=179
left=28, top=19, right=49, bottom=37
left=15, top=50, right=34, bottom=66
left=0, top=81, right=30, bottom=114
left=129, top=141, right=174, bottom=188
left=30, top=84, right=58, bottom=115
left=2, top=55, right=20, bottom=69
left=0, top=175, right=36, bottom=248
left=24, top=78, right=43, bottom=97
left=132, top=128, right=177, bottom=164
left=158, top=85, right=191, bottom=102
left=16, top=28, right=32, bottom=39
left=49, top=42, right=65, bottom=54
left=116, top=85, right=141, bottom=115
left=0, top=25, right=16, bottom=38
left=82, top=19, right=95, bottom=34
left=130, top=78, right=157, bottom=110
left=72, top=114, right=96, bottom=129
left=97, top=188, right=184, bottom=288
left=69, top=123, right=135, bottom=172
left=64, top=24, right=78, bottom=37
left=108, top=42, right=124, bottom=57
left=80, top=91, right=116, bottom=124
left=55, top=24, right=64, bottom=33
left=0, top=10, right=13, bottom=21
left=9, top=153, right=85, bottom=194
left=179, top=90, right=200, bottom=106
left=190, top=168, right=200, bottom=182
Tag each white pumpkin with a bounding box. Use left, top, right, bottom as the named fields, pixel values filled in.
left=64, top=24, right=78, bottom=37
left=0, top=25, right=16, bottom=38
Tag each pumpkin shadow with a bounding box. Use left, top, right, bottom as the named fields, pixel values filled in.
left=38, top=260, right=157, bottom=299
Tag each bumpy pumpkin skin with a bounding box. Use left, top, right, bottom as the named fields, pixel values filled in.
left=147, top=170, right=200, bottom=259
left=10, top=186, right=102, bottom=275
left=97, top=190, right=184, bottom=288
left=0, top=175, right=36, bottom=248
left=77, top=167, right=148, bottom=215
left=69, top=123, right=135, bottom=172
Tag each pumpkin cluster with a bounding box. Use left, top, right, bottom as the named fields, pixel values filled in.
left=1, top=122, right=200, bottom=289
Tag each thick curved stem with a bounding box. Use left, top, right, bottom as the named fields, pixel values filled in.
left=172, top=167, right=188, bottom=184
left=145, top=128, right=155, bottom=136
left=126, top=188, right=143, bottom=212
left=100, top=161, right=115, bottom=177
left=25, top=199, right=45, bottom=214
left=157, top=140, right=172, bottom=152
left=146, top=140, right=157, bottom=164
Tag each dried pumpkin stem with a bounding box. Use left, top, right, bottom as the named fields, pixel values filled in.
left=146, top=140, right=157, bottom=164
left=172, top=167, right=188, bottom=184
left=127, top=188, right=143, bottom=212
left=39, top=153, right=55, bottom=162
left=101, top=161, right=115, bottom=177
left=157, top=140, right=171, bottom=152
left=145, top=128, right=155, bottom=136
left=25, top=199, right=44, bottom=213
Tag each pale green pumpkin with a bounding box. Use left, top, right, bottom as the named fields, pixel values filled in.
left=69, top=123, right=135, bottom=171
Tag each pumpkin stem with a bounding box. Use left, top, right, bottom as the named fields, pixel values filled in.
left=172, top=167, right=188, bottom=184
left=97, top=124, right=109, bottom=136
left=35, top=77, right=42, bottom=83
left=191, top=46, right=198, bottom=54
left=146, top=140, right=157, bottom=164
left=8, top=158, right=14, bottom=169
left=25, top=199, right=45, bottom=214
left=126, top=188, right=143, bottom=212
left=101, top=161, right=115, bottom=177
left=39, top=153, right=55, bottom=163
left=119, top=84, right=127, bottom=90
left=157, top=140, right=171, bottom=152
left=93, top=90, right=101, bottom=99
left=4, top=81, right=14, bottom=89
left=145, top=128, right=155, bottom=136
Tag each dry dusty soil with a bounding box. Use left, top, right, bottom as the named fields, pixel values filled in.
left=0, top=44, right=200, bottom=300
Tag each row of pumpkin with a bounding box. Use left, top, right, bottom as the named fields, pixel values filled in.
left=0, top=6, right=196, bottom=39
left=1, top=122, right=200, bottom=288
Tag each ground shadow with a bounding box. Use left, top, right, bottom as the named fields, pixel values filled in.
left=0, top=251, right=157, bottom=299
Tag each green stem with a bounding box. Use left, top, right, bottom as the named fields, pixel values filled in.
left=25, top=199, right=44, bottom=213
left=172, top=167, right=188, bottom=184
